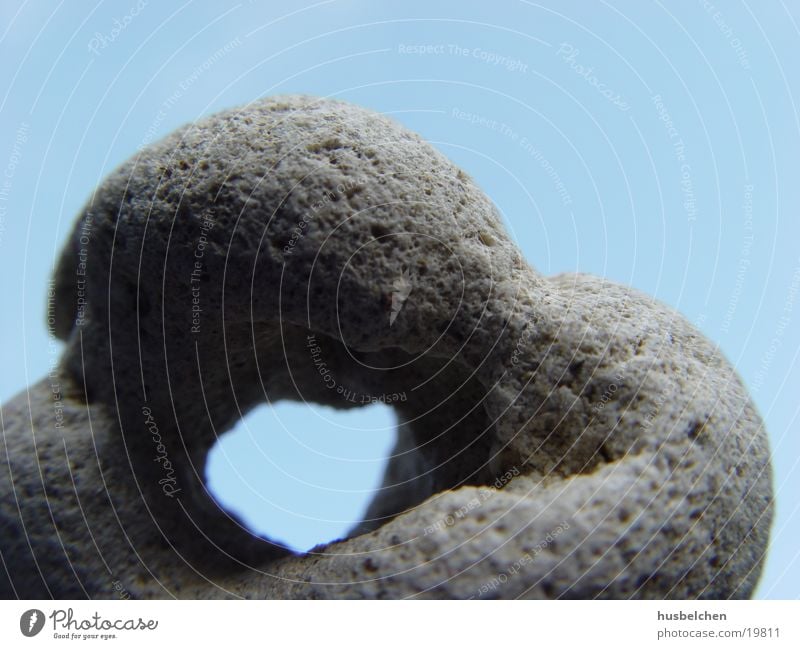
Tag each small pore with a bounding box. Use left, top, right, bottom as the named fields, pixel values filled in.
left=307, top=137, right=344, bottom=153
left=370, top=223, right=390, bottom=239
left=686, top=420, right=706, bottom=441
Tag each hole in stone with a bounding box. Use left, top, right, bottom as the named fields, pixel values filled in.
left=205, top=401, right=396, bottom=553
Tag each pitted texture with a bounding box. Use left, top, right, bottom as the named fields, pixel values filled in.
left=1, top=95, right=772, bottom=599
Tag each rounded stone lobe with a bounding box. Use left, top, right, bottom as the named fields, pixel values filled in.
left=0, top=95, right=772, bottom=599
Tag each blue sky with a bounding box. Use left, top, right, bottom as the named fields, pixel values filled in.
left=1, top=1, right=798, bottom=598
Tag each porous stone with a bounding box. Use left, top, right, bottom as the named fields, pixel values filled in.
left=0, top=95, right=772, bottom=598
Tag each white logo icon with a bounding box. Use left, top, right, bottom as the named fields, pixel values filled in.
left=20, top=609, right=45, bottom=637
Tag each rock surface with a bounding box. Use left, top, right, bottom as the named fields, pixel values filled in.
left=1, top=95, right=772, bottom=598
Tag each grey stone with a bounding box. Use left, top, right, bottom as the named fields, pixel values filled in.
left=0, top=95, right=772, bottom=598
